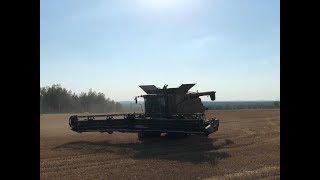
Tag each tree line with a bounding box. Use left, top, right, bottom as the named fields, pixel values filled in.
left=40, top=84, right=280, bottom=114
left=40, top=84, right=122, bottom=114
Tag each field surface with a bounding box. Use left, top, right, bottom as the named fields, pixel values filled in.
left=40, top=109, right=280, bottom=180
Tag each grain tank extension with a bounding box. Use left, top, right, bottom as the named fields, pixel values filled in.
left=69, top=84, right=219, bottom=138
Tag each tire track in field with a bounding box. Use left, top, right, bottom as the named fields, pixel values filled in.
left=41, top=157, right=136, bottom=175
left=202, top=166, right=280, bottom=180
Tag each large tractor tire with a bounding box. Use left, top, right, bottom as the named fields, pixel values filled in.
left=166, top=132, right=188, bottom=139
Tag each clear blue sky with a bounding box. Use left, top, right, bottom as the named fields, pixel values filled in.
left=40, top=0, right=280, bottom=101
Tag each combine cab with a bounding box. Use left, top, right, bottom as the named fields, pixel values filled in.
left=69, top=84, right=219, bottom=138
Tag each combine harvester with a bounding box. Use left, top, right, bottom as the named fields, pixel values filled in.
left=69, top=84, right=220, bottom=139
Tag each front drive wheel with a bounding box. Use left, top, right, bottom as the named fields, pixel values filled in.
left=138, top=132, right=161, bottom=140
left=167, top=132, right=188, bottom=139
left=138, top=132, right=145, bottom=140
